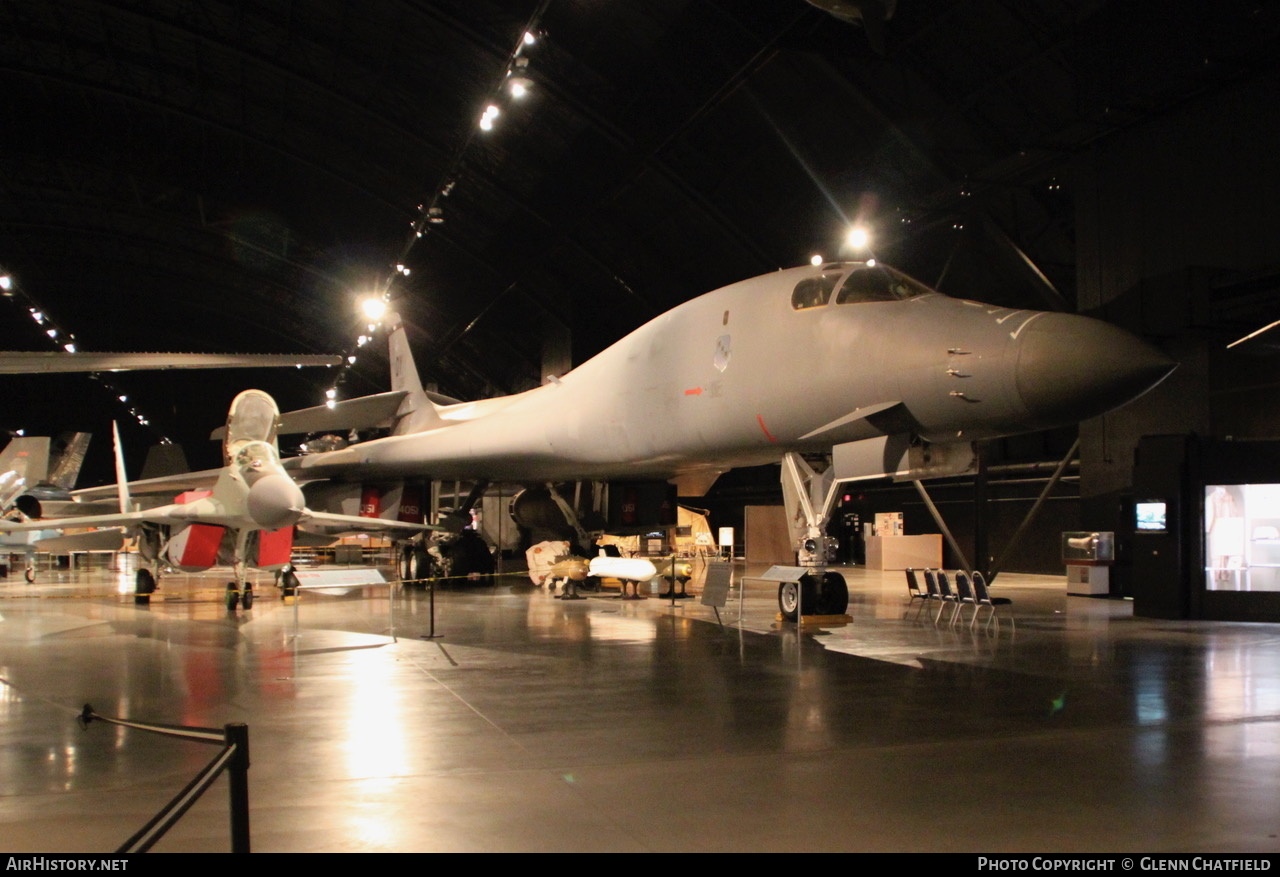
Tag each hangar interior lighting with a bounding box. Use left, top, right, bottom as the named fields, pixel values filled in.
left=846, top=226, right=870, bottom=250
left=323, top=2, right=551, bottom=410
left=0, top=270, right=170, bottom=441
left=810, top=254, right=824, bottom=266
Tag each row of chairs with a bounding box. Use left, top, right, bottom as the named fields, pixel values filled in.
left=905, top=568, right=1014, bottom=630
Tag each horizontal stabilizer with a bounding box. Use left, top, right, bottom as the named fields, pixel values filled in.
left=211, top=391, right=409, bottom=440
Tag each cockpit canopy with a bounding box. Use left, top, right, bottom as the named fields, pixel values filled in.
left=791, top=262, right=936, bottom=310
left=223, top=389, right=280, bottom=465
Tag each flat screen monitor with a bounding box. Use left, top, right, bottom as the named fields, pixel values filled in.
left=1135, top=500, right=1167, bottom=533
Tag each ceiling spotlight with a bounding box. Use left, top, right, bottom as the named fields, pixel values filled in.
left=0, top=274, right=12, bottom=291
left=347, top=355, right=357, bottom=365
left=118, top=395, right=128, bottom=403
left=360, top=296, right=388, bottom=321
left=357, top=335, right=369, bottom=347
left=846, top=226, right=870, bottom=250
left=428, top=207, right=444, bottom=224
left=325, top=400, right=337, bottom=410
left=523, top=30, right=537, bottom=46
left=479, top=115, right=494, bottom=131
left=63, top=343, right=76, bottom=353
left=810, top=254, right=824, bottom=266
left=508, top=57, right=532, bottom=98
left=46, top=328, right=57, bottom=339
left=325, top=388, right=337, bottom=401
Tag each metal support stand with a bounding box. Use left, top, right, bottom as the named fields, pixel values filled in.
left=912, top=479, right=973, bottom=572
left=988, top=438, right=1080, bottom=583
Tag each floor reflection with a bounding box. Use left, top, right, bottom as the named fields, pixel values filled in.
left=2, top=561, right=1280, bottom=851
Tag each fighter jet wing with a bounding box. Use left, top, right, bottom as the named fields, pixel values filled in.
left=0, top=508, right=168, bottom=533
left=297, top=510, right=441, bottom=534
left=34, top=529, right=127, bottom=552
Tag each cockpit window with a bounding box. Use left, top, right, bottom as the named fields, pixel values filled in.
left=791, top=274, right=842, bottom=310
left=836, top=265, right=932, bottom=304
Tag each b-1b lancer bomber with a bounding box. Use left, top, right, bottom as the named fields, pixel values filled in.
left=283, top=260, right=1174, bottom=617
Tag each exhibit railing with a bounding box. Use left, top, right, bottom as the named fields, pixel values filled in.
left=78, top=704, right=251, bottom=853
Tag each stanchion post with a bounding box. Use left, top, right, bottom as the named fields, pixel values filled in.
left=225, top=723, right=251, bottom=854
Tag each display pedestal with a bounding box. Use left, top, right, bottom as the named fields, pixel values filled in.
left=1067, top=562, right=1110, bottom=596
left=865, top=534, right=941, bottom=570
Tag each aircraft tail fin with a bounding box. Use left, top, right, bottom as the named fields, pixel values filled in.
left=112, top=422, right=132, bottom=514
left=387, top=313, right=444, bottom=435
left=48, top=432, right=91, bottom=490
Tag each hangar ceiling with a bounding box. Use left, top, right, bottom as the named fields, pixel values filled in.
left=2, top=0, right=1278, bottom=474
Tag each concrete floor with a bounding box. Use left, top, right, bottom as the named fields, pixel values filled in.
left=2, top=556, right=1279, bottom=853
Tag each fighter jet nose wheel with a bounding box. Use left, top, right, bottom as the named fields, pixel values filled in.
left=226, top=581, right=239, bottom=611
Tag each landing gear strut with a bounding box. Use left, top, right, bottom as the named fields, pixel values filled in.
left=778, top=452, right=850, bottom=621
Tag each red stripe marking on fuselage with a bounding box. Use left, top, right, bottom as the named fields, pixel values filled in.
left=756, top=414, right=779, bottom=443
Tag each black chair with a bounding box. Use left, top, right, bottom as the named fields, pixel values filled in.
left=905, top=568, right=928, bottom=604
left=933, top=570, right=959, bottom=625
left=971, top=571, right=1014, bottom=631
left=952, top=571, right=979, bottom=628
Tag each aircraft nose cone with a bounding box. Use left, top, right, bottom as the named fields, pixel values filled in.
left=1015, top=313, right=1175, bottom=427
left=247, top=474, right=305, bottom=529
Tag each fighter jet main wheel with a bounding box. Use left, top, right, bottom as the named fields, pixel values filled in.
left=134, top=568, right=156, bottom=605
left=407, top=547, right=430, bottom=587
left=24, top=567, right=35, bottom=583
left=818, top=571, right=849, bottom=615
left=398, top=545, right=414, bottom=582
left=225, top=582, right=239, bottom=611
left=241, top=585, right=254, bottom=610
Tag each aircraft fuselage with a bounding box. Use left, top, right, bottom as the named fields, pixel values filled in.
left=291, top=263, right=1172, bottom=484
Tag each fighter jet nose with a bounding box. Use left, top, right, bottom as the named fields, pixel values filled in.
left=1015, top=313, right=1176, bottom=427
left=247, top=474, right=305, bottom=529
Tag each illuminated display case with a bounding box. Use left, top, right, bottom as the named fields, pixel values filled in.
left=1204, top=484, right=1280, bottom=592
left=1062, top=531, right=1114, bottom=595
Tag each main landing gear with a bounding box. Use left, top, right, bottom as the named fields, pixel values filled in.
left=225, top=581, right=254, bottom=611
left=134, top=568, right=157, bottom=606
